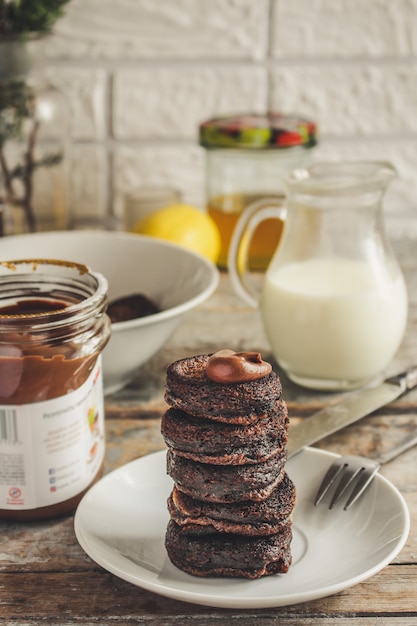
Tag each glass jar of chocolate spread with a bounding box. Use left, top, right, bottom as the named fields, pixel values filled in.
left=0, top=259, right=111, bottom=521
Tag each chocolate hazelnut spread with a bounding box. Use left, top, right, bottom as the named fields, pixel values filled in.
left=0, top=297, right=68, bottom=315
left=0, top=260, right=111, bottom=521
left=206, top=349, right=272, bottom=383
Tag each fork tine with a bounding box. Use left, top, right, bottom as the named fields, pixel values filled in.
left=328, top=464, right=365, bottom=509
left=314, top=461, right=345, bottom=506
left=343, top=463, right=380, bottom=510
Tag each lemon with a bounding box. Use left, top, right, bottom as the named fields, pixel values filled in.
left=132, top=203, right=221, bottom=263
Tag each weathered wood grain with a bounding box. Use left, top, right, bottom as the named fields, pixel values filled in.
left=0, top=566, right=415, bottom=623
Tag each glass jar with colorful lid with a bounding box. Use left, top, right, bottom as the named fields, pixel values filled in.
left=199, top=112, right=317, bottom=270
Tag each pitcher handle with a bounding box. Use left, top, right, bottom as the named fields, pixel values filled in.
left=228, top=197, right=287, bottom=308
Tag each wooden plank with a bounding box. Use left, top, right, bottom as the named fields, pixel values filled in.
left=104, top=417, right=165, bottom=470
left=0, top=516, right=90, bottom=573
left=0, top=566, right=415, bottom=621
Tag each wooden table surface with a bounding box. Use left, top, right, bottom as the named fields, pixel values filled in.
left=1, top=230, right=417, bottom=625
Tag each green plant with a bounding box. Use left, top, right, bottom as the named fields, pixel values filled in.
left=0, top=79, right=64, bottom=234
left=0, top=0, right=70, bottom=36
left=0, top=1, right=70, bottom=234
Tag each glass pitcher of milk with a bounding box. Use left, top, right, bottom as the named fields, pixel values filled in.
left=228, top=161, right=408, bottom=390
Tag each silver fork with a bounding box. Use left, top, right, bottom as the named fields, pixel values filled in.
left=314, top=428, right=417, bottom=510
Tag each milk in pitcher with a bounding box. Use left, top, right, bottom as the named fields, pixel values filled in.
left=261, top=257, right=408, bottom=388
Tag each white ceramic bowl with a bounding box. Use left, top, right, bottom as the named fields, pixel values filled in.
left=0, top=231, right=219, bottom=394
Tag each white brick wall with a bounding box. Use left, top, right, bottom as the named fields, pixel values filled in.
left=272, top=0, right=417, bottom=58
left=42, top=0, right=417, bottom=226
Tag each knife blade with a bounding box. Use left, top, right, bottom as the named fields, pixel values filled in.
left=287, top=365, right=417, bottom=458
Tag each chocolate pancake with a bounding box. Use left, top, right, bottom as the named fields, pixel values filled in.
left=165, top=519, right=292, bottom=579
left=164, top=353, right=282, bottom=424
left=168, top=472, right=296, bottom=536
left=166, top=448, right=287, bottom=503
left=161, top=399, right=289, bottom=465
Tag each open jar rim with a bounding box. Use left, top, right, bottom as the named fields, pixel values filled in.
left=0, top=258, right=108, bottom=329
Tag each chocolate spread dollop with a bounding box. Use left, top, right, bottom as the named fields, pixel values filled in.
left=206, top=349, right=272, bottom=383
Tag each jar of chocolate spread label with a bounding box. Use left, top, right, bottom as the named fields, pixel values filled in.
left=0, top=259, right=111, bottom=521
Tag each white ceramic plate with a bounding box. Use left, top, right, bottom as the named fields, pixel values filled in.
left=74, top=448, right=410, bottom=609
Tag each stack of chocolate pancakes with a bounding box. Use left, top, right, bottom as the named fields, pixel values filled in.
left=161, top=349, right=296, bottom=579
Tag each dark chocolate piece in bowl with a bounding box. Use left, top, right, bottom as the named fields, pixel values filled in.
left=107, top=293, right=160, bottom=323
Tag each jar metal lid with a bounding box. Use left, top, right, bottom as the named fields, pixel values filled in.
left=199, top=112, right=317, bottom=149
